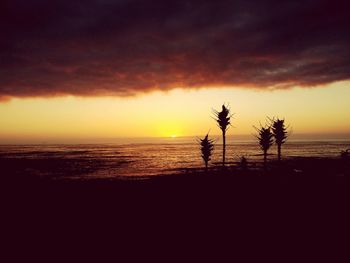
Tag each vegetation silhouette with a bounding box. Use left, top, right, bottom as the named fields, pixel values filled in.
left=254, top=124, right=274, bottom=167
left=198, top=133, right=215, bottom=171
left=270, top=118, right=288, bottom=161
left=239, top=156, right=248, bottom=171
left=340, top=149, right=350, bottom=159
left=213, top=104, right=232, bottom=167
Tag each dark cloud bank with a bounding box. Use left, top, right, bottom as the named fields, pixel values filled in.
left=1, top=0, right=350, bottom=99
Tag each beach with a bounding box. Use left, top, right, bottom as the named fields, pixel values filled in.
left=1, top=141, right=349, bottom=207
left=2, top=151, right=349, bottom=261
left=2, top=151, right=349, bottom=203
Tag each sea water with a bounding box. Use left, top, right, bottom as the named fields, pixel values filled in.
left=0, top=137, right=349, bottom=179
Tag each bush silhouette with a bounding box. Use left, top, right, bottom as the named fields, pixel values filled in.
left=340, top=149, right=350, bottom=159
left=239, top=156, right=248, bottom=171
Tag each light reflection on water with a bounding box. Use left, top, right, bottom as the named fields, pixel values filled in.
left=0, top=139, right=349, bottom=179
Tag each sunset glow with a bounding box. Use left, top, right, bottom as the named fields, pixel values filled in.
left=2, top=0, right=350, bottom=215
left=0, top=81, right=349, bottom=143
left=1, top=0, right=350, bottom=144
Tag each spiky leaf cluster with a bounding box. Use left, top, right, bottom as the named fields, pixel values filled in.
left=257, top=127, right=274, bottom=153
left=199, top=134, right=214, bottom=164
left=271, top=118, right=288, bottom=146
left=213, top=105, right=231, bottom=133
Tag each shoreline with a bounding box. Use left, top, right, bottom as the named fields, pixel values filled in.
left=1, top=155, right=349, bottom=182
left=3, top=155, right=349, bottom=243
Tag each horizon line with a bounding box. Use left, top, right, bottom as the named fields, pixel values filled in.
left=0, top=132, right=350, bottom=145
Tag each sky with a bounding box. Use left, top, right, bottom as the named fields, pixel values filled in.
left=0, top=0, right=349, bottom=142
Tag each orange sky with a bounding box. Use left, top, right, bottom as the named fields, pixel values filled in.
left=0, top=81, right=349, bottom=143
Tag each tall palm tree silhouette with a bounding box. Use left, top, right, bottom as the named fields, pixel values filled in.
left=199, top=133, right=214, bottom=171
left=213, top=104, right=231, bottom=167
left=255, top=125, right=274, bottom=166
left=271, top=118, right=288, bottom=161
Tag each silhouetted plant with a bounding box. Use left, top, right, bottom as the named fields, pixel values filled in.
left=340, top=149, right=350, bottom=159
left=239, top=156, right=248, bottom=171
left=270, top=118, right=288, bottom=161
left=213, top=104, right=231, bottom=167
left=199, top=133, right=214, bottom=171
left=255, top=125, right=274, bottom=166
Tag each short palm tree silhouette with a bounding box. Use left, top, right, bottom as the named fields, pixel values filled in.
left=255, top=125, right=274, bottom=166
left=199, top=133, right=214, bottom=171
left=270, top=118, right=288, bottom=161
left=213, top=104, right=231, bottom=167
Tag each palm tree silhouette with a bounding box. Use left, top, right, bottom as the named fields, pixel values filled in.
left=199, top=133, right=214, bottom=171
left=255, top=125, right=274, bottom=166
left=270, top=118, right=288, bottom=161
left=213, top=104, right=231, bottom=167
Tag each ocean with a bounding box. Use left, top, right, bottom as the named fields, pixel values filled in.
left=1, top=136, right=349, bottom=179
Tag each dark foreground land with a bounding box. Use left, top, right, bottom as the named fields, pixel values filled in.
left=1, top=157, right=350, bottom=260
left=2, top=156, right=350, bottom=206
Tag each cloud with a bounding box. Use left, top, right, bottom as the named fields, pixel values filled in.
left=1, top=0, right=350, bottom=99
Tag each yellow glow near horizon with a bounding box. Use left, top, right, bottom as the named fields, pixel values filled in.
left=0, top=81, right=349, bottom=143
